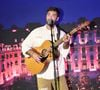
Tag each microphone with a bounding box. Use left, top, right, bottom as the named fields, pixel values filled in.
left=47, top=19, right=55, bottom=27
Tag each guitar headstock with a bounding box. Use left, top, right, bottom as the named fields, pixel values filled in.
left=68, top=21, right=90, bottom=36
left=78, top=21, right=90, bottom=31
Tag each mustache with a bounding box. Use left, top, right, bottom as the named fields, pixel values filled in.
left=46, top=19, right=56, bottom=26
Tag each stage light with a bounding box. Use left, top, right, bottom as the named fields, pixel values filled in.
left=25, top=28, right=30, bottom=32
left=12, top=29, right=17, bottom=32
left=94, top=25, right=98, bottom=28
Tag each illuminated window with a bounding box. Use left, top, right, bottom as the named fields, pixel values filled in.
left=81, top=39, right=85, bottom=42
left=1, top=64, right=5, bottom=72
left=74, top=55, right=78, bottom=60
left=96, top=30, right=100, bottom=37
left=82, top=54, right=86, bottom=60
left=1, top=55, right=5, bottom=59
left=15, top=61, right=18, bottom=65
left=75, top=63, right=78, bottom=67
left=88, top=40, right=94, bottom=45
left=7, top=62, right=9, bottom=68
left=10, top=54, right=12, bottom=58
left=14, top=53, right=18, bottom=57
left=81, top=32, right=85, bottom=38
left=10, top=62, right=13, bottom=66
left=21, top=53, right=24, bottom=58
left=88, top=31, right=93, bottom=37
left=14, top=38, right=17, bottom=43
left=75, top=48, right=78, bottom=52
left=90, top=55, right=94, bottom=60
left=98, top=46, right=100, bottom=53
left=98, top=54, right=100, bottom=60
left=91, top=63, right=94, bottom=66
left=89, top=46, right=94, bottom=52
left=1, top=55, right=5, bottom=61
left=6, top=54, right=9, bottom=59
left=82, top=47, right=85, bottom=53
left=82, top=60, right=87, bottom=65
left=0, top=47, right=2, bottom=51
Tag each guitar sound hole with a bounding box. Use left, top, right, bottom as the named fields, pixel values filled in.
left=40, top=55, right=48, bottom=62
left=40, top=49, right=48, bottom=62
left=41, top=49, right=48, bottom=57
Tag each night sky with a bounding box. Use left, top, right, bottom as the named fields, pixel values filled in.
left=0, top=0, right=100, bottom=28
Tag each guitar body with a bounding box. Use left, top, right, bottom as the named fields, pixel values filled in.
left=25, top=57, right=45, bottom=75
left=25, top=40, right=55, bottom=75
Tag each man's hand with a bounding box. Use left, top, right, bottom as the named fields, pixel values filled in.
left=63, top=34, right=70, bottom=43
left=63, top=34, right=70, bottom=49
left=31, top=53, right=41, bottom=62
left=26, top=49, right=41, bottom=62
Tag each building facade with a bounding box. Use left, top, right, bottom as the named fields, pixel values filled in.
left=0, top=28, right=100, bottom=89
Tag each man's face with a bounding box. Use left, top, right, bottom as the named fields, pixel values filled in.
left=46, top=11, right=59, bottom=24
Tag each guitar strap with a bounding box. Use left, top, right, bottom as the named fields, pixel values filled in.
left=57, top=26, right=60, bottom=40
left=57, top=25, right=66, bottom=40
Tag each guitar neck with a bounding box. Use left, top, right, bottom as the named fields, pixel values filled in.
left=54, top=21, right=90, bottom=47
left=54, top=27, right=79, bottom=47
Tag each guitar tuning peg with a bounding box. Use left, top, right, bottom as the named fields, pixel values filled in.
left=89, top=21, right=97, bottom=30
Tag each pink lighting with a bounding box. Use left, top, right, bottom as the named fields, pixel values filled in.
left=0, top=73, right=4, bottom=85
left=65, top=29, right=100, bottom=73
left=12, top=29, right=17, bottom=32
left=25, top=28, right=30, bottom=32
left=0, top=29, right=100, bottom=86
left=0, top=43, right=29, bottom=85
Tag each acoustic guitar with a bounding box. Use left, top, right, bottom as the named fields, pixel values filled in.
left=24, top=21, right=90, bottom=75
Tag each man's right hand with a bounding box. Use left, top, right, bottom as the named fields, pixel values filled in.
left=26, top=49, right=41, bottom=62
left=31, top=53, right=41, bottom=62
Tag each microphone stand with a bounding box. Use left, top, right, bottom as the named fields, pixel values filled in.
left=50, top=24, right=57, bottom=90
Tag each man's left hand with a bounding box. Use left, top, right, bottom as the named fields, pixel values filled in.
left=63, top=34, right=70, bottom=43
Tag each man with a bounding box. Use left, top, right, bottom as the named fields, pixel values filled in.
left=22, top=7, right=70, bottom=90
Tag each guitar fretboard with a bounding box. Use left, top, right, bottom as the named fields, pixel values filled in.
left=54, top=21, right=90, bottom=47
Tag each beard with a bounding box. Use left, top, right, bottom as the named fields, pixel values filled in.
left=46, top=19, right=56, bottom=27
